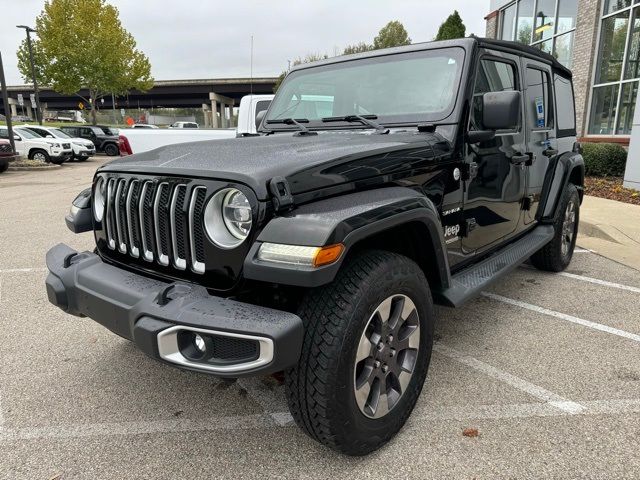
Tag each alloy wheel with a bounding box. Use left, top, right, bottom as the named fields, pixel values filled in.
left=353, top=294, right=420, bottom=419
left=561, top=199, right=576, bottom=257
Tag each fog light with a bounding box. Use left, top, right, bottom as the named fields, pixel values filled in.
left=193, top=334, right=206, bottom=353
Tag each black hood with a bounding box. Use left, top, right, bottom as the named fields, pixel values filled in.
left=101, top=131, right=450, bottom=199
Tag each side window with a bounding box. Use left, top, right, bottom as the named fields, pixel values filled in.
left=554, top=74, right=576, bottom=136
left=472, top=58, right=518, bottom=130
left=525, top=67, right=553, bottom=130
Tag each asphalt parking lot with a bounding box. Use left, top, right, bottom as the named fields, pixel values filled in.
left=1, top=158, right=639, bottom=479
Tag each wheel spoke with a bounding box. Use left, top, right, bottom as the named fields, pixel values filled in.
left=355, top=378, right=372, bottom=412
left=356, top=333, right=374, bottom=363
left=374, top=391, right=389, bottom=418
left=377, top=297, right=393, bottom=324
left=398, top=370, right=412, bottom=393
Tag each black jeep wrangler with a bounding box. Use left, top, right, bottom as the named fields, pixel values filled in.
left=46, top=37, right=583, bottom=455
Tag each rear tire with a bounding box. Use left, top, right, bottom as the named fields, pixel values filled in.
left=104, top=143, right=118, bottom=156
left=29, top=149, right=50, bottom=163
left=0, top=160, right=8, bottom=173
left=285, top=250, right=434, bottom=456
left=530, top=183, right=579, bottom=272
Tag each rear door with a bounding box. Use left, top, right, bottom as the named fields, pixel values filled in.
left=462, top=50, right=527, bottom=253
left=521, top=60, right=558, bottom=225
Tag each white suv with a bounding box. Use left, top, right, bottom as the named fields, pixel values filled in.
left=22, top=125, right=95, bottom=161
left=0, top=126, right=73, bottom=164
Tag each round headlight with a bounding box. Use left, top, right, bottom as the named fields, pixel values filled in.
left=93, top=176, right=106, bottom=222
left=204, top=188, right=252, bottom=249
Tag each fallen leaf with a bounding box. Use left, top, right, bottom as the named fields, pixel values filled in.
left=462, top=427, right=479, bottom=438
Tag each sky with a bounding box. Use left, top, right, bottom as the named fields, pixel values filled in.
left=0, top=0, right=488, bottom=85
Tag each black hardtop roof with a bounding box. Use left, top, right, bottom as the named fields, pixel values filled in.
left=290, top=36, right=572, bottom=78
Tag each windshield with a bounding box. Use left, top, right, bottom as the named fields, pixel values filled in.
left=15, top=128, right=40, bottom=139
left=266, top=47, right=465, bottom=128
left=50, top=128, right=71, bottom=139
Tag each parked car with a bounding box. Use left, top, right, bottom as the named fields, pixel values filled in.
left=21, top=125, right=96, bottom=161
left=169, top=121, right=199, bottom=129
left=95, top=125, right=119, bottom=136
left=130, top=124, right=159, bottom=129
left=59, top=125, right=119, bottom=156
left=0, top=126, right=73, bottom=164
left=0, top=139, right=16, bottom=173
left=118, top=94, right=273, bottom=155
left=48, top=38, right=584, bottom=455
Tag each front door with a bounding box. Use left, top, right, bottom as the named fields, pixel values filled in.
left=462, top=51, right=527, bottom=254
left=521, top=60, right=558, bottom=224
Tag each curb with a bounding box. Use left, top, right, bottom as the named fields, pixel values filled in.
left=8, top=164, right=62, bottom=171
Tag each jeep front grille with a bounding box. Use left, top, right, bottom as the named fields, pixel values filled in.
left=103, top=178, right=207, bottom=274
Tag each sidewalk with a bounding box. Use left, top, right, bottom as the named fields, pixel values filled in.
left=578, top=195, right=640, bottom=270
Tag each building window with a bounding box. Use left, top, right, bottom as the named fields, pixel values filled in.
left=588, top=3, right=640, bottom=135
left=498, top=0, right=578, bottom=68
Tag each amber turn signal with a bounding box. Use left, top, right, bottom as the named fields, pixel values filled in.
left=313, top=244, right=345, bottom=267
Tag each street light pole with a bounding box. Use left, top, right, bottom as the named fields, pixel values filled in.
left=0, top=51, right=17, bottom=154
left=17, top=25, right=42, bottom=125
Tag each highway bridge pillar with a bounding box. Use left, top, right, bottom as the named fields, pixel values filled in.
left=209, top=92, right=234, bottom=129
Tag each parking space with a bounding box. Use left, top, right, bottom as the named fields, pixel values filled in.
left=1, top=160, right=639, bottom=479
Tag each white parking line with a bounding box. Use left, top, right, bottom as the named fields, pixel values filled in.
left=434, top=344, right=585, bottom=413
left=1, top=398, right=638, bottom=442
left=557, top=272, right=640, bottom=293
left=573, top=248, right=593, bottom=253
left=483, top=293, right=640, bottom=343
left=0, top=268, right=48, bottom=274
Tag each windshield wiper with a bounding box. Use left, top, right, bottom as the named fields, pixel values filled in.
left=321, top=115, right=389, bottom=134
left=265, top=118, right=317, bottom=136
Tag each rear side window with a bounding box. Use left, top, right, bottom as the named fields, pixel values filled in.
left=471, top=58, right=518, bottom=130
left=554, top=74, right=576, bottom=136
left=525, top=67, right=553, bottom=130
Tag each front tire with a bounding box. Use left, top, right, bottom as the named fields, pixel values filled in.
left=103, top=143, right=118, bottom=156
left=29, top=149, right=50, bottom=163
left=285, top=250, right=434, bottom=456
left=530, top=183, right=580, bottom=272
left=0, top=160, right=8, bottom=173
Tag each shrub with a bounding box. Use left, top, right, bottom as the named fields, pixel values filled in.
left=582, top=142, right=627, bottom=177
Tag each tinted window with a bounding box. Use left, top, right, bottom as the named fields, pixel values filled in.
left=472, top=58, right=518, bottom=130
left=554, top=75, right=576, bottom=134
left=525, top=68, right=553, bottom=129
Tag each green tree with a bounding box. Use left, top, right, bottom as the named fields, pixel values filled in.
left=273, top=53, right=328, bottom=92
left=435, top=10, right=466, bottom=41
left=373, top=21, right=412, bottom=49
left=17, top=0, right=153, bottom=124
left=342, top=42, right=373, bottom=55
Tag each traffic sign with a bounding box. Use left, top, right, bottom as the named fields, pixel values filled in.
left=78, top=102, right=84, bottom=110
left=30, top=93, right=36, bottom=108
left=17, top=93, right=24, bottom=106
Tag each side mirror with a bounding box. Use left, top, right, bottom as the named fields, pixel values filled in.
left=46, top=134, right=54, bottom=138
left=14, top=135, right=21, bottom=141
left=255, top=110, right=266, bottom=130
left=482, top=91, right=521, bottom=130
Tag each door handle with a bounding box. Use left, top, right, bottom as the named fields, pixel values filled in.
left=542, top=147, right=558, bottom=158
left=510, top=152, right=531, bottom=165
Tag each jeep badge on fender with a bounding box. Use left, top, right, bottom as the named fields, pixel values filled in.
left=46, top=37, right=583, bottom=456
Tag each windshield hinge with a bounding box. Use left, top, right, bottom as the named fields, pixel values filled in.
left=269, top=176, right=294, bottom=212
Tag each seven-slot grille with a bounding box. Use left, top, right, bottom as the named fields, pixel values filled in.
left=102, top=177, right=208, bottom=274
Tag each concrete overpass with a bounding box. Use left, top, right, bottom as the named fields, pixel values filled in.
left=1, top=77, right=277, bottom=127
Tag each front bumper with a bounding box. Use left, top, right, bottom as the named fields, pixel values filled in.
left=45, top=243, right=303, bottom=377
left=73, top=148, right=95, bottom=159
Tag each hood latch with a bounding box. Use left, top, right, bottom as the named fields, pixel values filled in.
left=269, top=176, right=294, bottom=212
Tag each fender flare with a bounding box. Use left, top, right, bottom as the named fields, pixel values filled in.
left=243, top=186, right=451, bottom=289
left=538, top=150, right=584, bottom=222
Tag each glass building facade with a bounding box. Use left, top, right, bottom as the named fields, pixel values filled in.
left=588, top=0, right=639, bottom=135
left=498, top=0, right=578, bottom=68
left=496, top=0, right=640, bottom=137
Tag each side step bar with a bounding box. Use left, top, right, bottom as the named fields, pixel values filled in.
left=434, top=225, right=555, bottom=307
